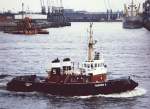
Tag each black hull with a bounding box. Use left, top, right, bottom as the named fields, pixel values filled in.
left=123, top=21, right=143, bottom=29
left=143, top=21, right=150, bottom=31
left=7, top=75, right=138, bottom=96
left=123, top=16, right=143, bottom=29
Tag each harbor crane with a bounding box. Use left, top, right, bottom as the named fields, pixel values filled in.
left=40, top=0, right=46, bottom=14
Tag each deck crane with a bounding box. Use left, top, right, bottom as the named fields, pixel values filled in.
left=40, top=0, right=46, bottom=14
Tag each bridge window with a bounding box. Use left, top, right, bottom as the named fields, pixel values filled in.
left=91, top=64, right=93, bottom=68
left=95, top=63, right=97, bottom=67
left=99, top=64, right=101, bottom=67
left=87, top=64, right=90, bottom=68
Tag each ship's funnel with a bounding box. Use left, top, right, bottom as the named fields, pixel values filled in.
left=51, top=58, right=61, bottom=74
left=62, top=58, right=72, bottom=71
left=51, top=58, right=61, bottom=68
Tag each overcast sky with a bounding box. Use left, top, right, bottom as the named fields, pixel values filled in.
left=0, top=0, right=144, bottom=12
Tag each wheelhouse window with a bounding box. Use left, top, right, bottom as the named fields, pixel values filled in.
left=91, top=64, right=93, bottom=68
left=87, top=64, right=90, bottom=68
left=95, top=63, right=97, bottom=68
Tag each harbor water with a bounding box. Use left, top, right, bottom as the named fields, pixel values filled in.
left=0, top=22, right=150, bottom=109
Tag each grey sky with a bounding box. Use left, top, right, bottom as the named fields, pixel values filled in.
left=0, top=0, right=144, bottom=12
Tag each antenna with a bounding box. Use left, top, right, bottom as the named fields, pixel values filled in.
left=47, top=0, right=51, bottom=14
left=60, top=0, right=63, bottom=8
left=107, top=0, right=111, bottom=10
left=40, top=0, right=43, bottom=9
left=22, top=2, right=24, bottom=19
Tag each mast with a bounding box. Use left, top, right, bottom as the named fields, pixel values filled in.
left=136, top=3, right=140, bottom=15
left=88, top=23, right=94, bottom=62
left=131, top=0, right=134, bottom=16
left=124, top=4, right=129, bottom=16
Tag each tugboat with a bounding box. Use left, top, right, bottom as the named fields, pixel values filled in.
left=123, top=0, right=143, bottom=29
left=7, top=23, right=138, bottom=96
left=4, top=17, right=49, bottom=35
left=3, top=2, right=49, bottom=35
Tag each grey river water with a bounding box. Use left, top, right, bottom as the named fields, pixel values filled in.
left=0, top=22, right=150, bottom=109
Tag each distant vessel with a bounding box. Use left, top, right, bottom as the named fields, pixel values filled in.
left=143, top=0, right=150, bottom=31
left=4, top=17, right=49, bottom=35
left=123, top=0, right=143, bottom=29
left=2, top=3, right=49, bottom=35
left=7, top=23, right=138, bottom=96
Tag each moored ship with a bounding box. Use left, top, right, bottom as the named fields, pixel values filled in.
left=4, top=17, right=49, bottom=35
left=123, top=0, right=143, bottom=29
left=7, top=23, right=138, bottom=96
left=143, top=0, right=150, bottom=31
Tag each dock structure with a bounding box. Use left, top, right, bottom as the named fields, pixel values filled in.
left=0, top=0, right=125, bottom=31
left=143, top=0, right=150, bottom=31
left=143, top=0, right=150, bottom=19
left=47, top=0, right=71, bottom=26
left=63, top=9, right=123, bottom=22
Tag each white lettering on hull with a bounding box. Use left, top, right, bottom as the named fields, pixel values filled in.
left=94, top=83, right=105, bottom=87
left=25, top=83, right=32, bottom=87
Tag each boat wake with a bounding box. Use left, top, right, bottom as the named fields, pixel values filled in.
left=0, top=87, right=146, bottom=99
left=76, top=87, right=147, bottom=99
